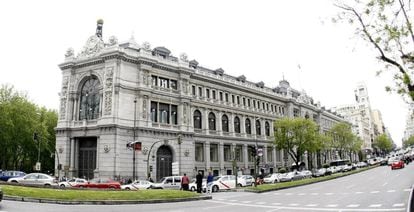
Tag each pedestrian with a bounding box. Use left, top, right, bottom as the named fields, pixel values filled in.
left=196, top=171, right=203, bottom=193
left=181, top=173, right=190, bottom=191
left=206, top=172, right=214, bottom=194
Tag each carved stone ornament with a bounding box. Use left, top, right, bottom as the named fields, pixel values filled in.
left=65, top=48, right=74, bottom=58
left=60, top=76, right=69, bottom=120
left=104, top=67, right=114, bottom=115
left=142, top=41, right=151, bottom=50
left=104, top=145, right=110, bottom=153
left=78, top=35, right=105, bottom=58
left=142, top=98, right=147, bottom=119
left=179, top=53, right=188, bottom=62
left=108, top=36, right=118, bottom=46
left=184, top=149, right=190, bottom=157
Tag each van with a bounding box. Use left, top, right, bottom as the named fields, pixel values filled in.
left=149, top=176, right=182, bottom=189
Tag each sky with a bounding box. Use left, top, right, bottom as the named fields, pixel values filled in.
left=0, top=0, right=408, bottom=146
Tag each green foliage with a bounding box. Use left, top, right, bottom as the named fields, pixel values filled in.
left=278, top=167, right=287, bottom=174
left=373, top=134, right=393, bottom=153
left=329, top=122, right=359, bottom=159
left=403, top=135, right=414, bottom=148
left=335, top=0, right=414, bottom=102
left=322, top=163, right=330, bottom=168
left=0, top=85, right=57, bottom=173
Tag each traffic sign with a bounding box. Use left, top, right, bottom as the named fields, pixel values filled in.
left=35, top=162, right=41, bottom=171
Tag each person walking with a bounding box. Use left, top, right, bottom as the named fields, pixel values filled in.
left=206, top=172, right=214, bottom=194
left=181, top=173, right=190, bottom=191
left=196, top=171, right=203, bottom=193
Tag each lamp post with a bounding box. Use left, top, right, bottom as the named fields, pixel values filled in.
left=133, top=98, right=137, bottom=181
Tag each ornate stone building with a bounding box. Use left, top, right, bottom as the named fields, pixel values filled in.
left=55, top=21, right=345, bottom=180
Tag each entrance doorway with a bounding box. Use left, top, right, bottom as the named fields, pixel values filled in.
left=78, top=138, right=97, bottom=180
left=156, top=145, right=172, bottom=181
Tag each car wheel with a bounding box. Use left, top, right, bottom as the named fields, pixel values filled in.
left=60, top=184, right=65, bottom=188
left=125, top=187, right=130, bottom=190
left=274, top=180, right=278, bottom=183
left=44, top=184, right=51, bottom=187
left=238, top=183, right=243, bottom=187
left=79, top=185, right=84, bottom=188
left=191, top=186, right=195, bottom=191
left=212, top=185, right=219, bottom=193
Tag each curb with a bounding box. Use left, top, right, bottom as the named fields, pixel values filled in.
left=244, top=165, right=379, bottom=194
left=3, top=195, right=212, bottom=205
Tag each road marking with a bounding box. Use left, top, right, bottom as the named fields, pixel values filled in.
left=325, top=193, right=333, bottom=195
left=347, top=204, right=360, bottom=207
left=326, top=204, right=338, bottom=207
left=285, top=193, right=293, bottom=195
left=271, top=203, right=281, bottom=205
left=273, top=193, right=280, bottom=195
left=346, top=184, right=355, bottom=189
left=387, top=190, right=396, bottom=192
left=229, top=199, right=238, bottom=202
left=256, top=202, right=266, bottom=205
left=298, top=193, right=306, bottom=195
left=305, top=204, right=318, bottom=207
left=216, top=198, right=225, bottom=201
left=393, top=203, right=404, bottom=207
left=202, top=204, right=233, bottom=210
left=382, top=182, right=388, bottom=186
left=241, top=201, right=252, bottom=203
left=310, top=193, right=318, bottom=195
left=370, top=191, right=380, bottom=194
left=289, top=203, right=299, bottom=206
left=396, top=174, right=400, bottom=177
left=369, top=204, right=382, bottom=207
left=404, top=189, right=411, bottom=192
left=355, top=191, right=364, bottom=194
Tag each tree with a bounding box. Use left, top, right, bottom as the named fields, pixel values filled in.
left=335, top=0, right=414, bottom=101
left=373, top=134, right=393, bottom=155
left=274, top=118, right=319, bottom=168
left=329, top=122, right=356, bottom=159
left=403, top=135, right=414, bottom=148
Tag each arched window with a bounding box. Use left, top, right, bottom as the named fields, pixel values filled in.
left=234, top=116, right=240, bottom=133
left=256, top=120, right=261, bottom=135
left=222, top=115, right=229, bottom=132
left=79, top=76, right=101, bottom=120
left=265, top=121, right=270, bottom=136
left=194, top=110, right=202, bottom=129
left=245, top=118, right=251, bottom=134
left=208, top=112, right=216, bottom=130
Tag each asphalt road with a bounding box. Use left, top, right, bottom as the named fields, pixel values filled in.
left=1, top=164, right=413, bottom=212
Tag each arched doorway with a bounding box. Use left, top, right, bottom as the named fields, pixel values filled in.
left=156, top=145, right=173, bottom=180
left=78, top=137, right=97, bottom=180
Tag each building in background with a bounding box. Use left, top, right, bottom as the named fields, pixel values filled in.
left=404, top=104, right=414, bottom=142
left=55, top=20, right=346, bottom=181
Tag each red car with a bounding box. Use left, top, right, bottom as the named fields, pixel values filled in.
left=391, top=160, right=405, bottom=170
left=74, top=178, right=121, bottom=189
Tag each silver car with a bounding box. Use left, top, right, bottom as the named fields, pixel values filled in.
left=8, top=173, right=57, bottom=186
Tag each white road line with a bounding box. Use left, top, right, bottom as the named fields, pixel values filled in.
left=298, top=193, right=306, bottom=195
left=325, top=193, right=334, bottom=195
left=355, top=191, right=364, bottom=194
left=216, top=198, right=225, bottom=201
left=256, top=202, right=266, bottom=205
left=370, top=191, right=380, bottom=194
left=382, top=182, right=388, bottom=186
left=241, top=201, right=251, bottom=203
left=305, top=204, right=318, bottom=207
left=387, top=190, right=396, bottom=192
left=271, top=203, right=281, bottom=205
left=229, top=199, right=238, bottom=202
left=285, top=193, right=293, bottom=195
left=289, top=203, right=299, bottom=206
left=346, top=184, right=355, bottom=189
left=326, top=204, right=338, bottom=207
left=369, top=204, right=382, bottom=207
left=273, top=193, right=280, bottom=195
left=310, top=193, right=319, bottom=195
left=404, top=189, right=411, bottom=192
left=347, top=204, right=360, bottom=207
left=393, top=203, right=404, bottom=207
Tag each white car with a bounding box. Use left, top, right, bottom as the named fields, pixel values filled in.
left=8, top=173, right=57, bottom=186
left=279, top=172, right=295, bottom=182
left=263, top=173, right=281, bottom=183
left=237, top=175, right=254, bottom=187
left=327, top=166, right=340, bottom=174
left=211, top=175, right=236, bottom=192
left=58, top=178, right=87, bottom=188
left=121, top=180, right=153, bottom=190
left=299, top=170, right=312, bottom=178
left=189, top=179, right=206, bottom=192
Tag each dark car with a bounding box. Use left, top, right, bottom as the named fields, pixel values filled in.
left=73, top=178, right=121, bottom=189
left=0, top=171, right=25, bottom=181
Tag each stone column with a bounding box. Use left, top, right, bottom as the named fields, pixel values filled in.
left=205, top=141, right=210, bottom=171
left=69, top=137, right=75, bottom=177
left=243, top=144, right=248, bottom=173
left=273, top=147, right=277, bottom=169
left=241, top=115, right=246, bottom=136
left=219, top=142, right=224, bottom=174
left=204, top=109, right=209, bottom=134
left=217, top=112, right=223, bottom=136
left=263, top=145, right=268, bottom=165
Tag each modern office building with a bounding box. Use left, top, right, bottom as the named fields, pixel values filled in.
left=55, top=21, right=345, bottom=180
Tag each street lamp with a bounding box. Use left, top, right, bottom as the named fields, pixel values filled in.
left=133, top=98, right=137, bottom=180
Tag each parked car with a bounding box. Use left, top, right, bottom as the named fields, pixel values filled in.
left=356, top=162, right=368, bottom=168
left=237, top=175, right=254, bottom=187
left=312, top=168, right=327, bottom=177
left=263, top=173, right=281, bottom=183
left=391, top=160, right=405, bottom=170
left=73, top=178, right=121, bottom=189
left=211, top=175, right=236, bottom=192
left=0, top=187, right=2, bottom=202
left=0, top=171, right=26, bottom=182
left=7, top=173, right=57, bottom=186
left=58, top=178, right=87, bottom=188
left=327, top=166, right=340, bottom=174
left=189, top=178, right=206, bottom=192
left=279, top=172, right=295, bottom=182
left=299, top=170, right=312, bottom=179
left=150, top=176, right=182, bottom=190
left=380, top=158, right=388, bottom=166
left=342, top=164, right=353, bottom=172
left=121, top=180, right=153, bottom=190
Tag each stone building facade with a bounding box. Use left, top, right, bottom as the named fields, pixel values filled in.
left=55, top=21, right=345, bottom=180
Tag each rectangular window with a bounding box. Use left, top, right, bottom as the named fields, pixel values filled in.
left=224, top=145, right=231, bottom=162
left=159, top=77, right=169, bottom=88
left=212, top=90, right=216, bottom=99
left=220, top=92, right=223, bottom=101
left=225, top=93, right=229, bottom=102
left=198, top=87, right=202, bottom=96
left=232, top=95, right=235, bottom=103
left=210, top=143, right=218, bottom=162
left=235, top=145, right=242, bottom=162
left=237, top=96, right=240, bottom=105
left=248, top=99, right=250, bottom=107
left=267, top=148, right=273, bottom=162
left=151, top=76, right=158, bottom=86
left=206, top=89, right=210, bottom=99
left=170, top=80, right=177, bottom=90
left=192, top=85, right=196, bottom=95
left=257, top=101, right=260, bottom=109
left=271, top=105, right=274, bottom=112
left=150, top=101, right=158, bottom=123
left=266, top=103, right=268, bottom=111
left=253, top=100, right=256, bottom=108
left=248, top=146, right=255, bottom=162
left=195, top=143, right=204, bottom=162
left=171, top=105, right=178, bottom=125
left=293, top=108, right=300, bottom=117
left=159, top=103, right=169, bottom=123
